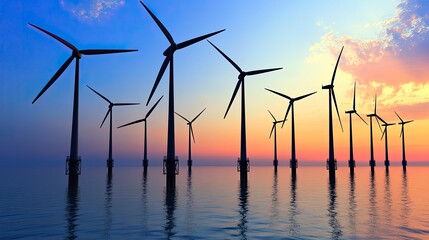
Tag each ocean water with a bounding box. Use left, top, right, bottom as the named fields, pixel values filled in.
left=1, top=165, right=428, bottom=239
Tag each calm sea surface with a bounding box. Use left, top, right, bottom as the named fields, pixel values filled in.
left=1, top=166, right=428, bottom=239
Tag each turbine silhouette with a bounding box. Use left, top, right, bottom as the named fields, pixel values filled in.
left=395, top=111, right=413, bottom=171
left=175, top=108, right=206, bottom=171
left=29, top=23, right=137, bottom=180
left=322, top=46, right=344, bottom=182
left=366, top=95, right=384, bottom=174
left=87, top=85, right=139, bottom=170
left=265, top=88, right=316, bottom=177
left=208, top=40, right=282, bottom=183
left=268, top=110, right=284, bottom=171
left=380, top=120, right=395, bottom=173
left=140, top=1, right=224, bottom=186
left=117, top=96, right=163, bottom=172
left=345, top=82, right=367, bottom=175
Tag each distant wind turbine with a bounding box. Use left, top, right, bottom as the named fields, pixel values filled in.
left=380, top=120, right=395, bottom=173
left=322, top=46, right=344, bottom=182
left=268, top=110, right=284, bottom=171
left=175, top=108, right=206, bottom=171
left=87, top=85, right=139, bottom=170
left=207, top=40, right=282, bottom=183
left=139, top=1, right=224, bottom=186
left=395, top=111, right=413, bottom=171
left=29, top=23, right=137, bottom=180
left=118, top=96, right=163, bottom=172
left=265, top=88, right=316, bottom=177
left=345, top=82, right=367, bottom=175
left=366, top=96, right=383, bottom=174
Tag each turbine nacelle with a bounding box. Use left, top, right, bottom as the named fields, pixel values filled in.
left=322, top=84, right=334, bottom=90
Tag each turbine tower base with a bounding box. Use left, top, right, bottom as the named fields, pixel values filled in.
left=348, top=160, right=355, bottom=168
left=187, top=160, right=192, bottom=168
left=326, top=159, right=337, bottom=170
left=66, top=156, right=81, bottom=176
left=384, top=160, right=390, bottom=167
left=273, top=159, right=278, bottom=168
left=163, top=156, right=179, bottom=175
left=142, top=159, right=149, bottom=168
left=290, top=159, right=298, bottom=168
left=106, top=159, right=114, bottom=168
left=237, top=158, right=250, bottom=173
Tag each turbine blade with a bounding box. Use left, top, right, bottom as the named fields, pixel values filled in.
left=177, top=29, right=225, bottom=50
left=374, top=95, right=377, bottom=114
left=404, top=120, right=414, bottom=124
left=207, top=40, right=242, bottom=73
left=380, top=128, right=386, bottom=140
left=80, top=49, right=137, bottom=55
left=331, top=46, right=344, bottom=85
left=28, top=23, right=77, bottom=51
left=191, top=108, right=206, bottom=123
left=145, top=95, right=163, bottom=119
left=268, top=110, right=276, bottom=121
left=117, top=118, right=145, bottom=128
left=269, top=124, right=275, bottom=139
left=224, top=80, right=242, bottom=118
left=190, top=125, right=195, bottom=143
left=112, top=103, right=140, bottom=106
left=265, top=88, right=292, bottom=100
left=355, top=112, right=368, bottom=125
left=281, top=103, right=292, bottom=128
left=394, top=111, right=404, bottom=123
left=146, top=54, right=172, bottom=105
left=140, top=1, right=175, bottom=45
left=246, top=67, right=282, bottom=76
left=86, top=85, right=112, bottom=104
left=295, top=91, right=317, bottom=101
left=175, top=112, right=190, bottom=123
left=100, top=108, right=111, bottom=128
left=376, top=115, right=386, bottom=124
left=331, top=89, right=343, bottom=132
left=353, top=82, right=356, bottom=110
left=375, top=116, right=382, bottom=132
left=32, top=55, right=74, bottom=104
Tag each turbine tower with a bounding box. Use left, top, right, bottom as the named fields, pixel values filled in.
left=29, top=23, right=136, bottom=184
left=265, top=88, right=316, bottom=177
left=207, top=40, right=282, bottom=183
left=345, top=82, right=367, bottom=175
left=117, top=96, right=163, bottom=173
left=395, top=111, right=413, bottom=171
left=268, top=110, right=284, bottom=171
left=87, top=85, right=139, bottom=171
left=366, top=96, right=383, bottom=174
left=322, top=46, right=344, bottom=182
left=140, top=1, right=224, bottom=187
left=380, top=120, right=395, bottom=173
left=175, top=108, right=206, bottom=171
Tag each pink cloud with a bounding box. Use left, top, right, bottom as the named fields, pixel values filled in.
left=312, top=0, right=429, bottom=114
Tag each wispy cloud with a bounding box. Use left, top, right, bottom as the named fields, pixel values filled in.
left=60, top=0, right=125, bottom=22
left=310, top=0, right=429, bottom=117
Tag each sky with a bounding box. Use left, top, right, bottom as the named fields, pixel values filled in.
left=1, top=0, right=428, bottom=167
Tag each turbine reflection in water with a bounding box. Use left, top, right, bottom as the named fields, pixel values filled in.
left=327, top=180, right=342, bottom=239
left=384, top=171, right=392, bottom=227
left=185, top=171, right=195, bottom=236
left=348, top=174, right=357, bottom=236
left=368, top=173, right=378, bottom=236
left=65, top=181, right=79, bottom=240
left=238, top=183, right=249, bottom=240
left=271, top=170, right=279, bottom=221
left=289, top=175, right=299, bottom=236
left=164, top=185, right=177, bottom=239
left=104, top=171, right=113, bottom=238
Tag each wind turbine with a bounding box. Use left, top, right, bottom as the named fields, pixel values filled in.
left=175, top=108, right=206, bottom=171
left=380, top=120, right=395, bottom=173
left=395, top=111, right=413, bottom=171
left=87, top=85, right=139, bottom=170
left=117, top=96, right=163, bottom=172
left=265, top=88, right=316, bottom=177
left=322, top=46, right=344, bottom=182
left=207, top=40, right=282, bottom=183
left=345, top=82, right=367, bottom=175
left=268, top=110, right=284, bottom=171
left=366, top=95, right=383, bottom=174
left=29, top=23, right=137, bottom=181
left=139, top=1, right=224, bottom=186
